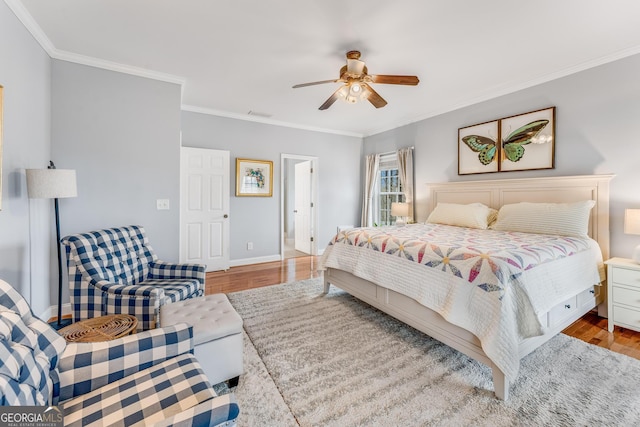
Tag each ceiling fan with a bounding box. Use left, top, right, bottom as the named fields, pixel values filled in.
left=292, top=50, right=420, bottom=110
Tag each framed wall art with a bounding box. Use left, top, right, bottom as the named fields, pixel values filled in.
left=458, top=119, right=499, bottom=175
left=236, top=158, right=273, bottom=197
left=457, top=106, right=555, bottom=175
left=499, top=107, right=555, bottom=172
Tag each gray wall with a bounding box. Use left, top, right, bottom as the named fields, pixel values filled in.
left=0, top=1, right=52, bottom=315
left=181, top=112, right=362, bottom=260
left=51, top=60, right=182, bottom=303
left=364, top=53, right=640, bottom=260
left=51, top=60, right=182, bottom=259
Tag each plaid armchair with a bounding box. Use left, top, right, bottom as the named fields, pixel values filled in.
left=62, top=225, right=205, bottom=331
left=0, top=279, right=239, bottom=426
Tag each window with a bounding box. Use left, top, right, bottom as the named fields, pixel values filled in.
left=374, top=153, right=405, bottom=226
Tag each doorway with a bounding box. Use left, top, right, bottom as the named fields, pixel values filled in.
left=180, top=147, right=230, bottom=271
left=281, top=154, right=319, bottom=260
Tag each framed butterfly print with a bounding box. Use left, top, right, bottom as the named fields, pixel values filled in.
left=458, top=106, right=556, bottom=175
left=458, top=120, right=499, bottom=175
left=499, top=107, right=555, bottom=172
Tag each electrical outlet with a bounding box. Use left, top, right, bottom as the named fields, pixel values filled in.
left=247, top=242, right=253, bottom=250
left=156, top=199, right=170, bottom=210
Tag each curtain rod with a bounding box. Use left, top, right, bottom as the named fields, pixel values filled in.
left=379, top=146, right=415, bottom=156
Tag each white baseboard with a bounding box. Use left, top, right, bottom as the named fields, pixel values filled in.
left=229, top=254, right=282, bottom=268
left=40, top=303, right=72, bottom=322
left=40, top=255, right=317, bottom=316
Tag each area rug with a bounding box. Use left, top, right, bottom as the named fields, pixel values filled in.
left=222, top=278, right=640, bottom=426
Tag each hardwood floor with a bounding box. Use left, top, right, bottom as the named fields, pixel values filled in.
left=206, top=255, right=321, bottom=294
left=207, top=256, right=640, bottom=360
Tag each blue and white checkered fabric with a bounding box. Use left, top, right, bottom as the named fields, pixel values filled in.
left=1, top=280, right=239, bottom=426
left=154, top=393, right=240, bottom=427
left=62, top=225, right=206, bottom=331
left=55, top=322, right=194, bottom=403
left=0, top=279, right=67, bottom=406
left=62, top=353, right=229, bottom=427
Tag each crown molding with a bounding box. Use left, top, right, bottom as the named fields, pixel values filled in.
left=4, top=0, right=55, bottom=52
left=181, top=105, right=364, bottom=138
left=8, top=0, right=639, bottom=139
left=363, top=44, right=640, bottom=137
left=4, top=0, right=185, bottom=87
left=52, top=49, right=186, bottom=86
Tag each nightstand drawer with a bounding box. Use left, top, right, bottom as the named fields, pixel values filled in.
left=613, top=286, right=640, bottom=308
left=611, top=267, right=640, bottom=288
left=612, top=305, right=640, bottom=331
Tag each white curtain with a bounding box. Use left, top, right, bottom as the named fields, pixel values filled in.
left=361, top=153, right=380, bottom=227
left=397, top=147, right=414, bottom=223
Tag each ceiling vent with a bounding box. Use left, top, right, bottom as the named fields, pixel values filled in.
left=247, top=110, right=272, bottom=118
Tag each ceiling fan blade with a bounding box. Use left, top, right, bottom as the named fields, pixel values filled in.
left=292, top=79, right=340, bottom=88
left=319, top=87, right=343, bottom=110
left=369, top=75, right=420, bottom=86
left=363, top=84, right=387, bottom=109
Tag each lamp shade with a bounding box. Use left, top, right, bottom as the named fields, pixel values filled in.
left=625, top=209, right=640, bottom=235
left=391, top=202, right=409, bottom=217
left=26, top=169, right=77, bottom=199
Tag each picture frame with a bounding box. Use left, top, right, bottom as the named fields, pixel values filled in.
left=457, top=106, right=556, bottom=175
left=458, top=119, right=499, bottom=175
left=499, top=107, right=555, bottom=172
left=235, top=158, right=273, bottom=197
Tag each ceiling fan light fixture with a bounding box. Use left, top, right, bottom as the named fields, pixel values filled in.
left=359, top=85, right=370, bottom=101
left=346, top=58, right=365, bottom=75
left=292, top=50, right=419, bottom=110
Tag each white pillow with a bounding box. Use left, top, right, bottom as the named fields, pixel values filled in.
left=491, top=200, right=596, bottom=237
left=427, top=203, right=496, bottom=230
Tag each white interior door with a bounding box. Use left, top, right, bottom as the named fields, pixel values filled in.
left=180, top=147, right=230, bottom=271
left=294, top=161, right=311, bottom=254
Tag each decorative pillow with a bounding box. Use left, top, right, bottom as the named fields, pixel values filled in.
left=487, top=207, right=499, bottom=226
left=491, top=200, right=596, bottom=237
left=427, top=202, right=496, bottom=230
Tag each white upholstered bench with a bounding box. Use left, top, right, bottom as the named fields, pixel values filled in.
left=161, top=293, right=244, bottom=386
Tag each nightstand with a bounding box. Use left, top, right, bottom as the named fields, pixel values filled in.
left=605, top=257, right=640, bottom=332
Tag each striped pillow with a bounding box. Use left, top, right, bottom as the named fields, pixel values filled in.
left=427, top=203, right=496, bottom=230
left=491, top=200, right=596, bottom=237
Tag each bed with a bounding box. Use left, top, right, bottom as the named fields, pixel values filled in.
left=319, top=174, right=613, bottom=400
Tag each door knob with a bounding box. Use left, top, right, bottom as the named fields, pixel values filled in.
left=293, top=210, right=298, bottom=213
left=223, top=214, right=228, bottom=218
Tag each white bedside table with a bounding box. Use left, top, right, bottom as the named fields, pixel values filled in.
left=605, top=257, right=640, bottom=333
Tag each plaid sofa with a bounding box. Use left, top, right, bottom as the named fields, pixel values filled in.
left=0, top=279, right=239, bottom=426
left=62, top=225, right=205, bottom=331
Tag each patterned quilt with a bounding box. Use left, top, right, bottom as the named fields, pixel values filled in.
left=320, top=223, right=603, bottom=380
left=328, top=223, right=595, bottom=300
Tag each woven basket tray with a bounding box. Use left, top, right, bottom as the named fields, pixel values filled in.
left=60, top=314, right=138, bottom=342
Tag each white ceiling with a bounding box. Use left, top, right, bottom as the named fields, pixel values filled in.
left=12, top=0, right=640, bottom=137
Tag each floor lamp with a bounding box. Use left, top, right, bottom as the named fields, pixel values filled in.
left=26, top=161, right=77, bottom=330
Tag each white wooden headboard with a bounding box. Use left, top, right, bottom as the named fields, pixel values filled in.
left=427, top=175, right=614, bottom=259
